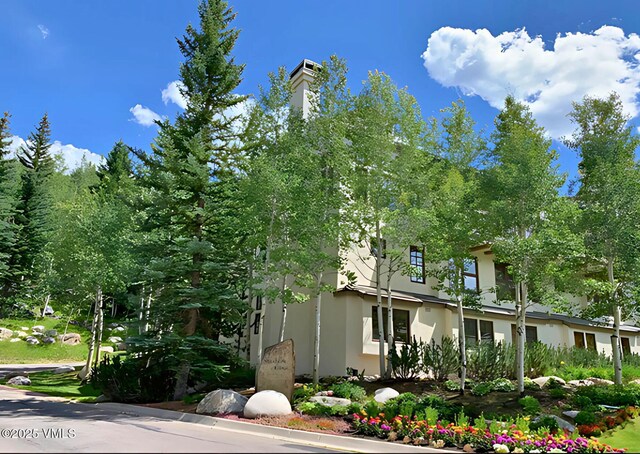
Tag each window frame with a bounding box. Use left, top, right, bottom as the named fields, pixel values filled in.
left=409, top=245, right=425, bottom=284
left=574, top=331, right=597, bottom=351
left=495, top=263, right=516, bottom=301
left=463, top=257, right=480, bottom=292
left=511, top=324, right=539, bottom=343
left=372, top=307, right=411, bottom=344
left=465, top=317, right=494, bottom=346
left=621, top=337, right=631, bottom=356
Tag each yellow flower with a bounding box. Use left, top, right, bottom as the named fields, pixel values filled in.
left=560, top=361, right=565, bottom=365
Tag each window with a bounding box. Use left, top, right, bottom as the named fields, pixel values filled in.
left=372, top=307, right=410, bottom=344
left=495, top=263, right=516, bottom=301
left=511, top=325, right=539, bottom=343
left=410, top=246, right=425, bottom=284
left=253, top=313, right=261, bottom=335
left=574, top=331, right=596, bottom=351
left=622, top=337, right=631, bottom=356
left=463, top=258, right=479, bottom=292
left=255, top=295, right=263, bottom=311
left=464, top=318, right=494, bottom=346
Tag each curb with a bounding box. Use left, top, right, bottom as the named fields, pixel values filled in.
left=92, top=402, right=458, bottom=453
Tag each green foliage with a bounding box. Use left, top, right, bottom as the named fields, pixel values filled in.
left=296, top=401, right=348, bottom=416
left=328, top=382, right=366, bottom=401
left=382, top=393, right=419, bottom=420
left=530, top=415, right=559, bottom=432
left=572, top=395, right=595, bottom=411
left=574, top=410, right=597, bottom=426
left=390, top=337, right=421, bottom=379
left=444, top=379, right=460, bottom=392
left=575, top=384, right=640, bottom=407
left=491, top=378, right=516, bottom=392
left=363, top=399, right=381, bottom=418
left=292, top=383, right=324, bottom=404
left=467, top=341, right=513, bottom=381
left=421, top=336, right=460, bottom=381
left=471, top=382, right=492, bottom=396
left=548, top=387, right=566, bottom=399
left=518, top=396, right=541, bottom=416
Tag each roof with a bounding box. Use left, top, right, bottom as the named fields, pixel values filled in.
left=337, top=285, right=640, bottom=333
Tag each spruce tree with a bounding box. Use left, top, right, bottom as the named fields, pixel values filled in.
left=0, top=112, right=20, bottom=299
left=16, top=113, right=55, bottom=289
left=97, top=140, right=133, bottom=193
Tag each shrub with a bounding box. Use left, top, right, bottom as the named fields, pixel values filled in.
left=467, top=341, right=513, bottom=381
left=421, top=336, right=459, bottom=381
left=518, top=396, right=541, bottom=416
left=444, top=379, right=460, bottom=392
left=544, top=378, right=563, bottom=390
left=491, top=378, right=516, bottom=392
left=329, top=382, right=366, bottom=401
left=574, top=410, right=597, bottom=426
left=471, top=382, right=492, bottom=397
left=363, top=399, right=381, bottom=418
left=577, top=423, right=602, bottom=437
left=573, top=395, right=594, bottom=410
left=530, top=415, right=559, bottom=433
left=293, top=383, right=324, bottom=404
left=523, top=377, right=538, bottom=390
left=347, top=402, right=363, bottom=415
left=575, top=384, right=640, bottom=407
left=524, top=341, right=553, bottom=378
left=390, top=337, right=421, bottom=380
left=382, top=393, right=419, bottom=420
left=548, top=387, right=566, bottom=399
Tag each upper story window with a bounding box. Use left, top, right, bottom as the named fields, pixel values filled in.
left=495, top=263, right=516, bottom=301
left=410, top=246, right=425, bottom=284
left=463, top=258, right=479, bottom=292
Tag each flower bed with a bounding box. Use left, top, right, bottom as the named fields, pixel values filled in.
left=352, top=413, right=624, bottom=453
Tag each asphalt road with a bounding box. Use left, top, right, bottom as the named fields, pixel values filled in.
left=0, top=387, right=338, bottom=453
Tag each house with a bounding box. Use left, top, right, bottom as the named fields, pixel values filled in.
left=249, top=60, right=640, bottom=377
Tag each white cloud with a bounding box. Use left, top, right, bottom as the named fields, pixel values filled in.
left=129, top=104, right=162, bottom=127
left=422, top=25, right=640, bottom=138
left=7, top=135, right=105, bottom=173
left=37, top=25, right=49, bottom=39
left=161, top=81, right=187, bottom=109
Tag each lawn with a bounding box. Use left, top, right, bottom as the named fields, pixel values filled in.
left=0, top=317, right=90, bottom=363
left=2, top=370, right=101, bottom=402
left=599, top=419, right=640, bottom=452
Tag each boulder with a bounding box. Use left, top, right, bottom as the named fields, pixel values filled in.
left=562, top=410, right=579, bottom=420
left=32, top=325, right=45, bottom=333
left=44, top=329, right=58, bottom=337
left=7, top=376, right=31, bottom=386
left=43, top=304, right=54, bottom=316
left=630, top=379, right=640, bottom=385
left=116, top=342, right=127, bottom=352
left=374, top=387, right=399, bottom=403
left=99, top=346, right=114, bottom=354
left=42, top=336, right=55, bottom=344
left=31, top=331, right=43, bottom=337
left=243, top=390, right=292, bottom=419
left=20, top=326, right=28, bottom=331
left=58, top=333, right=81, bottom=345
left=309, top=396, right=352, bottom=407
left=16, top=331, right=28, bottom=338
left=586, top=377, right=614, bottom=386
left=25, top=336, right=39, bottom=345
left=255, top=339, right=295, bottom=401
left=111, top=326, right=126, bottom=333
left=107, top=336, right=123, bottom=343
left=0, top=327, right=13, bottom=340
left=94, top=394, right=110, bottom=403
left=568, top=378, right=614, bottom=387
left=53, top=366, right=76, bottom=374
left=107, top=323, right=121, bottom=329
left=532, top=376, right=566, bottom=388
left=10, top=338, right=21, bottom=343
left=196, top=389, right=248, bottom=415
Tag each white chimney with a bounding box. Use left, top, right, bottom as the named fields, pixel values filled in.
left=290, top=59, right=319, bottom=119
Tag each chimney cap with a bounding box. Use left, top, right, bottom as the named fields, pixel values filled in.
left=290, top=59, right=320, bottom=79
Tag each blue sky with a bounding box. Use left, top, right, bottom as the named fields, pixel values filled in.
left=2, top=1, right=639, bottom=184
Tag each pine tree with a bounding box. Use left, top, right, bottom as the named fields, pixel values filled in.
left=0, top=112, right=21, bottom=299
left=15, top=113, right=55, bottom=289
left=97, top=140, right=133, bottom=193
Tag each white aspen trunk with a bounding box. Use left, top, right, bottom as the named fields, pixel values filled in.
left=457, top=267, right=467, bottom=393
left=278, top=276, right=287, bottom=343
left=608, top=259, right=623, bottom=385
left=42, top=294, right=50, bottom=318
left=79, top=288, right=101, bottom=381
left=243, top=262, right=254, bottom=361
left=92, top=289, right=104, bottom=371
left=138, top=285, right=145, bottom=335
left=375, top=221, right=386, bottom=378
left=259, top=208, right=276, bottom=364
left=385, top=269, right=394, bottom=380
left=516, top=282, right=527, bottom=395
left=312, top=271, right=324, bottom=385
left=144, top=292, right=152, bottom=333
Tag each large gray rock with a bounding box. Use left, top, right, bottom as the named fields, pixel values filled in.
left=111, top=326, right=126, bottom=333
left=0, top=327, right=13, bottom=340
left=7, top=376, right=31, bottom=386
left=562, top=410, right=579, bottom=419
left=53, top=366, right=76, bottom=374
left=32, top=325, right=45, bottom=333
left=532, top=376, right=566, bottom=388
left=45, top=329, right=58, bottom=337
left=255, top=339, right=295, bottom=402
left=42, top=336, right=55, bottom=344
left=567, top=378, right=614, bottom=387
left=15, top=331, right=28, bottom=338
left=107, top=336, right=123, bottom=343
left=196, top=389, right=248, bottom=415
left=243, top=390, right=292, bottom=419
left=309, top=396, right=352, bottom=407
left=99, top=346, right=114, bottom=354
left=58, top=333, right=81, bottom=345
left=374, top=387, right=399, bottom=403
left=25, top=336, right=39, bottom=345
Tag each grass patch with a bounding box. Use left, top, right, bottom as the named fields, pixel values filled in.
left=0, top=317, right=90, bottom=363
left=3, top=370, right=101, bottom=402
left=599, top=419, right=640, bottom=451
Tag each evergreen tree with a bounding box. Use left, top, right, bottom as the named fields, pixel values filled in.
left=97, top=140, right=133, bottom=193
left=15, top=113, right=55, bottom=290
left=0, top=112, right=21, bottom=300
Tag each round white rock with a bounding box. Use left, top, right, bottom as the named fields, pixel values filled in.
left=243, top=390, right=292, bottom=419
left=374, top=387, right=399, bottom=403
